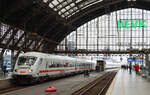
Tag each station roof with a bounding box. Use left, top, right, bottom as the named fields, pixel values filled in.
left=0, top=0, right=150, bottom=50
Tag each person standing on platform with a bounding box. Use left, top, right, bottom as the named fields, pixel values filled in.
left=135, top=64, right=139, bottom=73
left=2, top=65, right=7, bottom=77
left=129, top=62, right=132, bottom=74
left=0, top=61, right=3, bottom=69
left=84, top=70, right=90, bottom=77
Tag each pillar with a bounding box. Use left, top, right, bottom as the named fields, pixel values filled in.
left=11, top=50, right=14, bottom=71
left=145, top=54, right=150, bottom=75
left=0, top=55, right=4, bottom=69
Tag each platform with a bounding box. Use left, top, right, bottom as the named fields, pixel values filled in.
left=0, top=71, right=110, bottom=95
left=0, top=70, right=12, bottom=80
left=107, top=69, right=150, bottom=95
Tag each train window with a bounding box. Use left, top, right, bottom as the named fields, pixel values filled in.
left=69, top=63, right=74, bottom=67
left=49, top=63, right=55, bottom=68
left=17, top=56, right=37, bottom=66
left=72, top=62, right=76, bottom=67
left=64, top=63, right=69, bottom=67
left=49, top=62, right=63, bottom=68
left=56, top=64, right=60, bottom=67
left=55, top=62, right=61, bottom=67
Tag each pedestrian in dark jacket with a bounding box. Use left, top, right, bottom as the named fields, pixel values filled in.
left=2, top=65, right=7, bottom=77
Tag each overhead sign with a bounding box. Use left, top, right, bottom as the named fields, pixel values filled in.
left=127, top=58, right=143, bottom=62
left=136, top=59, right=143, bottom=62
left=127, top=58, right=135, bottom=62
left=117, top=20, right=147, bottom=28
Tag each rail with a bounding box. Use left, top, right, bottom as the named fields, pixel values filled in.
left=72, top=71, right=117, bottom=95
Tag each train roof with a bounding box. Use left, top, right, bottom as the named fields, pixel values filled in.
left=20, top=52, right=96, bottom=63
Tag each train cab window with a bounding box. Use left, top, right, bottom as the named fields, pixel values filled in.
left=17, top=56, right=37, bottom=66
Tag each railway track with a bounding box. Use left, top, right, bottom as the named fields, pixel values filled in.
left=0, top=86, right=29, bottom=94
left=72, top=71, right=117, bottom=95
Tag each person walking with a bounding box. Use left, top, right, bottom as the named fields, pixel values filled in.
left=2, top=65, right=7, bottom=77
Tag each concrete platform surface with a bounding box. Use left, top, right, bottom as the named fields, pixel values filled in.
left=0, top=72, right=12, bottom=80
left=108, top=69, right=150, bottom=95
left=1, top=71, right=107, bottom=95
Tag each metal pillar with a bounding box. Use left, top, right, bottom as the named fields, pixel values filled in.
left=145, top=54, right=150, bottom=76
left=63, top=37, right=67, bottom=55
left=0, top=22, right=2, bottom=38
left=107, top=14, right=110, bottom=57
left=11, top=29, right=15, bottom=71
left=97, top=18, right=99, bottom=56
left=129, top=8, right=133, bottom=74
left=0, top=23, right=2, bottom=68
left=11, top=50, right=14, bottom=71
left=0, top=49, right=5, bottom=67
left=0, top=54, right=3, bottom=68
left=75, top=29, right=78, bottom=56
left=142, top=10, right=144, bottom=66
left=86, top=23, right=88, bottom=55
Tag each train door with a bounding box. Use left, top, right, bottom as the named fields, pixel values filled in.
left=38, top=58, right=47, bottom=76
left=45, top=59, right=48, bottom=76
left=96, top=60, right=105, bottom=72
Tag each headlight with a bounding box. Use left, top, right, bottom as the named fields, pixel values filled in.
left=14, top=69, right=17, bottom=72
left=28, top=69, right=33, bottom=73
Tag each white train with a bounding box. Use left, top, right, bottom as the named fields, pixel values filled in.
left=12, top=52, right=97, bottom=84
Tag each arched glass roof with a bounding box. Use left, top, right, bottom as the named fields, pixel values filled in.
left=42, top=0, right=137, bottom=19
left=43, top=0, right=104, bottom=19
left=57, top=8, right=150, bottom=52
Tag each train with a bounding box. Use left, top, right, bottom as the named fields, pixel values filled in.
left=12, top=52, right=98, bottom=84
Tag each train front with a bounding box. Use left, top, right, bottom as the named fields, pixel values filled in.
left=12, top=55, right=38, bottom=84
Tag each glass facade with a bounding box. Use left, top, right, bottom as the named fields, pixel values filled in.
left=56, top=8, right=150, bottom=53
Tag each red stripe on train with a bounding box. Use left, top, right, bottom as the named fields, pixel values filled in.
left=39, top=67, right=89, bottom=73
